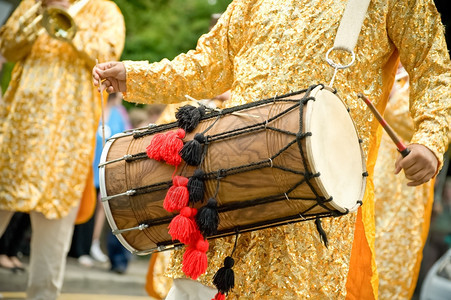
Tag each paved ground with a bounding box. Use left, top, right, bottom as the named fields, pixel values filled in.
left=0, top=255, right=156, bottom=300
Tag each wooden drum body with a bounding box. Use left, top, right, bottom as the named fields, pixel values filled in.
left=99, top=85, right=367, bottom=254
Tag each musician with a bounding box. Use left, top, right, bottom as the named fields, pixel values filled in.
left=0, top=0, right=124, bottom=299
left=373, top=65, right=437, bottom=299
left=93, top=0, right=450, bottom=298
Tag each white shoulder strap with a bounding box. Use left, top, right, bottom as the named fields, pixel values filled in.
left=69, top=0, right=90, bottom=17
left=333, top=0, right=371, bottom=52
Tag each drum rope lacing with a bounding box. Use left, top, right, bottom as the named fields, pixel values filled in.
left=103, top=85, right=366, bottom=240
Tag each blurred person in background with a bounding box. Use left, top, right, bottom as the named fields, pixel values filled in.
left=91, top=92, right=133, bottom=274
left=0, top=212, right=30, bottom=272
left=0, top=0, right=124, bottom=298
left=91, top=93, right=132, bottom=274
left=413, top=1, right=451, bottom=297
left=373, top=64, right=439, bottom=299
left=1, top=38, right=32, bottom=276
left=89, top=93, right=132, bottom=268
left=128, top=107, right=149, bottom=128
left=69, top=92, right=131, bottom=268
left=146, top=104, right=166, bottom=124
left=128, top=104, right=166, bottom=129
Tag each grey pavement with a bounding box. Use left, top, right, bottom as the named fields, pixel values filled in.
left=0, top=255, right=152, bottom=297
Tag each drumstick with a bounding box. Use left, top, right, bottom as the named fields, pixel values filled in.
left=357, top=93, right=411, bottom=157
left=96, top=59, right=106, bottom=147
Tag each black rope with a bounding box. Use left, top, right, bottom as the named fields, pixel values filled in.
left=115, top=84, right=364, bottom=238
left=131, top=87, right=314, bottom=139
left=207, top=101, right=301, bottom=142
left=201, top=114, right=222, bottom=135
left=133, top=122, right=178, bottom=139
left=133, top=180, right=172, bottom=196
left=123, top=98, right=303, bottom=163
left=125, top=152, right=148, bottom=162
left=231, top=232, right=239, bottom=256
left=154, top=211, right=335, bottom=247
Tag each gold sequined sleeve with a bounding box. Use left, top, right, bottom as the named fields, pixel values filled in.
left=0, top=0, right=40, bottom=62
left=122, top=1, right=246, bottom=104
left=70, top=1, right=125, bottom=68
left=387, top=0, right=451, bottom=167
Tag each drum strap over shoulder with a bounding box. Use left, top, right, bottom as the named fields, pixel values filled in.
left=326, top=0, right=371, bottom=86
left=333, top=0, right=371, bottom=52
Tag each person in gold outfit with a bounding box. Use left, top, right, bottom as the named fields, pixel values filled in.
left=93, top=0, right=450, bottom=298
left=374, top=65, right=443, bottom=299
left=0, top=0, right=125, bottom=299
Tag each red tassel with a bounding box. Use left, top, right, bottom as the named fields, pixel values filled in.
left=161, top=128, right=185, bottom=166
left=212, top=292, right=226, bottom=300
left=182, top=238, right=209, bottom=280
left=168, top=207, right=199, bottom=244
left=146, top=133, right=167, bottom=161
left=163, top=176, right=189, bottom=212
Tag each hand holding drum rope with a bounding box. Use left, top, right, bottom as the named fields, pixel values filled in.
left=358, top=93, right=411, bottom=158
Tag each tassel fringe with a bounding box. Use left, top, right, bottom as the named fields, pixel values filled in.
left=315, top=218, right=329, bottom=248
left=146, top=129, right=185, bottom=166
left=163, top=176, right=189, bottom=212
left=180, top=133, right=206, bottom=166
left=146, top=133, right=166, bottom=161
left=176, top=105, right=206, bottom=132
left=182, top=238, right=209, bottom=280
left=212, top=292, right=226, bottom=300
left=187, top=169, right=205, bottom=203
left=213, top=256, right=235, bottom=295
left=160, top=129, right=185, bottom=166
left=168, top=207, right=199, bottom=244
left=196, top=198, right=219, bottom=236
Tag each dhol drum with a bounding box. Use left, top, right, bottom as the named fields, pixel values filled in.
left=99, top=84, right=367, bottom=255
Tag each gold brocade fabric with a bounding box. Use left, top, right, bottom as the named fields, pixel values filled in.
left=374, top=77, right=434, bottom=299
left=0, top=0, right=125, bottom=219
left=123, top=0, right=450, bottom=298
left=156, top=99, right=225, bottom=125
left=150, top=252, right=174, bottom=299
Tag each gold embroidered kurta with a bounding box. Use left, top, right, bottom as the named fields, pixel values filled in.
left=123, top=0, right=451, bottom=298
left=0, top=0, right=125, bottom=219
left=374, top=74, right=435, bottom=299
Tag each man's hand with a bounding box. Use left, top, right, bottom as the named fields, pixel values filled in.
left=394, top=143, right=438, bottom=186
left=92, top=61, right=126, bottom=93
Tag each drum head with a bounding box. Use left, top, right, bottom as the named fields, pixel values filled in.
left=305, top=87, right=366, bottom=212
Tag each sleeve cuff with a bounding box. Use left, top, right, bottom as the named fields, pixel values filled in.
left=122, top=60, right=150, bottom=103
left=410, top=134, right=446, bottom=174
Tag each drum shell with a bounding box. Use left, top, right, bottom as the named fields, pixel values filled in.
left=100, top=86, right=366, bottom=253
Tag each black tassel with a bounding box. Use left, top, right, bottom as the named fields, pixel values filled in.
left=213, top=256, right=235, bottom=295
left=187, top=169, right=205, bottom=203
left=315, top=218, right=329, bottom=248
left=196, top=198, right=219, bottom=236
left=176, top=105, right=206, bottom=132
left=180, top=133, right=206, bottom=166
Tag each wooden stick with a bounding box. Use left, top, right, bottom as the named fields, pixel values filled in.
left=358, top=93, right=410, bottom=157
left=96, top=59, right=106, bottom=147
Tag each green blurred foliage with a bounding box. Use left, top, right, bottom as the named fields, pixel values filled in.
left=1, top=0, right=232, bottom=100
left=114, top=0, right=231, bottom=62
left=113, top=0, right=231, bottom=110
left=1, top=62, right=14, bottom=95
